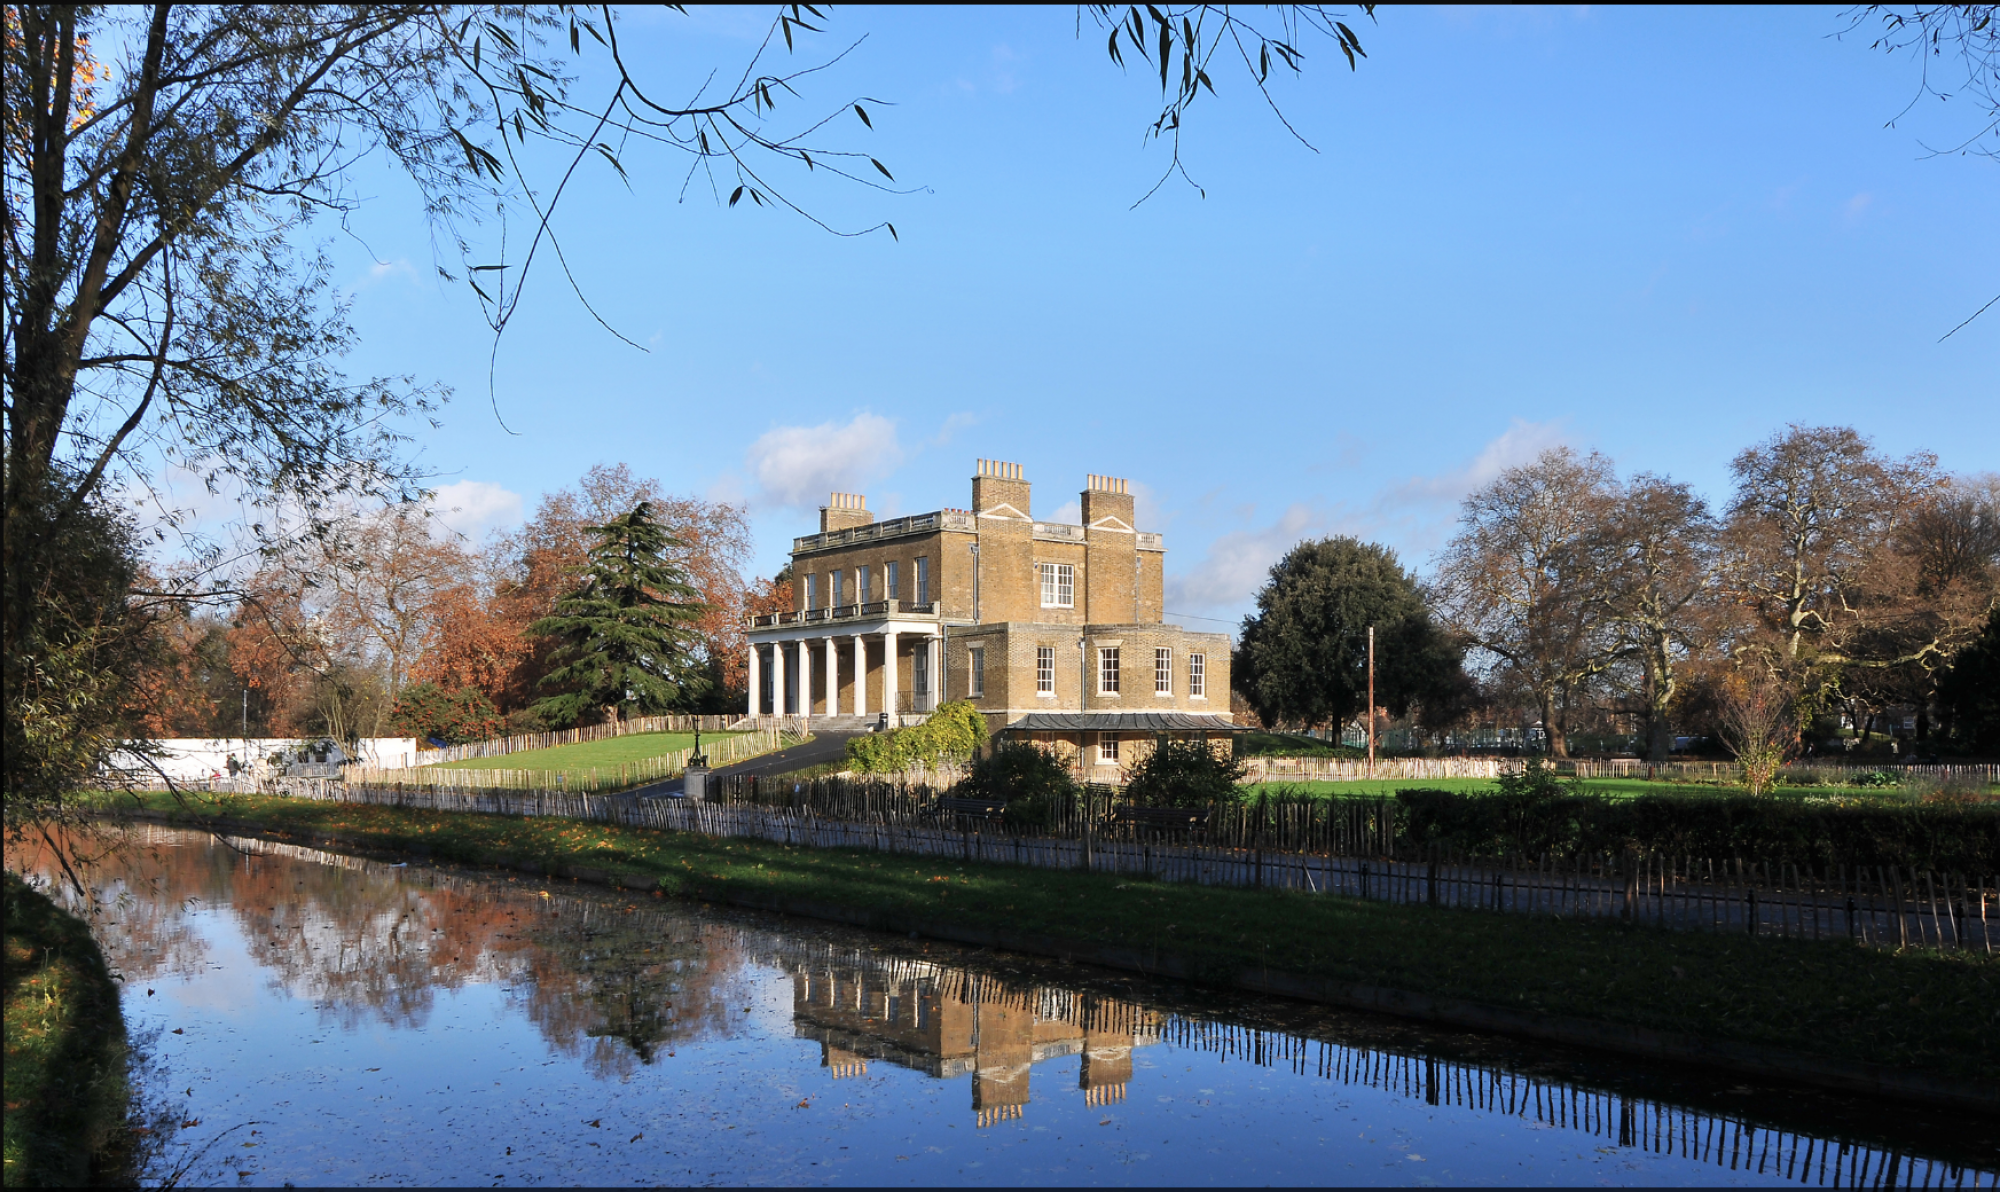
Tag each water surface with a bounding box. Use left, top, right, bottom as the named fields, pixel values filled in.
left=9, top=826, right=1993, bottom=1187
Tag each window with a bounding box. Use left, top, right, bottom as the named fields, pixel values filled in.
left=916, top=556, right=930, bottom=605
left=1189, top=652, right=1206, bottom=698
left=1098, top=733, right=1119, bottom=763
left=829, top=570, right=843, bottom=606
left=804, top=573, right=817, bottom=610
left=1036, top=646, right=1055, bottom=695
left=913, top=646, right=929, bottom=698
left=1155, top=647, right=1173, bottom=695
left=1038, top=562, right=1075, bottom=608
left=857, top=567, right=872, bottom=604
left=1099, top=647, right=1121, bottom=695
left=970, top=647, right=985, bottom=697
left=886, top=560, right=900, bottom=599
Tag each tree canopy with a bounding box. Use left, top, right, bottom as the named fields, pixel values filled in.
left=528, top=501, right=708, bottom=726
left=1233, top=536, right=1465, bottom=734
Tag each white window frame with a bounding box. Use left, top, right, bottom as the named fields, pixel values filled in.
left=829, top=569, right=844, bottom=606
left=1098, top=733, right=1119, bottom=763
left=1098, top=647, right=1120, bottom=695
left=857, top=567, right=872, bottom=604
left=916, top=556, right=931, bottom=605
left=886, top=560, right=900, bottom=599
left=1155, top=647, right=1172, bottom=695
left=804, top=573, right=818, bottom=611
left=970, top=646, right=985, bottom=697
left=1039, top=562, right=1075, bottom=609
left=1036, top=646, right=1055, bottom=696
left=1189, top=652, right=1206, bottom=699
left=913, top=645, right=929, bottom=698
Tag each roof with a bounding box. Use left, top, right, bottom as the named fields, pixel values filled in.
left=1000, top=712, right=1244, bottom=734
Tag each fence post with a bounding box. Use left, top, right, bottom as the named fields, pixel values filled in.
left=1623, top=849, right=1637, bottom=922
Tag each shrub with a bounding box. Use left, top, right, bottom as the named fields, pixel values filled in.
left=1852, top=770, right=1901, bottom=789
left=845, top=700, right=990, bottom=774
left=1123, top=739, right=1247, bottom=809
left=388, top=683, right=504, bottom=745
left=1392, top=787, right=2000, bottom=872
left=956, top=740, right=1079, bottom=830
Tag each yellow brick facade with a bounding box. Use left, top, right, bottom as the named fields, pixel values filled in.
left=746, top=462, right=1233, bottom=769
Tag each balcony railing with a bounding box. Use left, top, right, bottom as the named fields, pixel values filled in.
left=794, top=509, right=976, bottom=554
left=749, top=599, right=940, bottom=629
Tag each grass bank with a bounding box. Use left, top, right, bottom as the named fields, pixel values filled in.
left=424, top=730, right=743, bottom=772
left=3, top=872, right=133, bottom=1187
left=99, top=790, right=1998, bottom=1090
left=1242, top=777, right=1979, bottom=801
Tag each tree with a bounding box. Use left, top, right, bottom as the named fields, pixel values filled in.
left=1433, top=447, right=1622, bottom=758
left=1719, top=425, right=1948, bottom=719
left=386, top=682, right=503, bottom=746
left=1588, top=474, right=1719, bottom=761
left=1234, top=537, right=1465, bottom=735
left=528, top=502, right=707, bottom=727
left=5, top=3, right=1373, bottom=821
left=1938, top=605, right=2000, bottom=752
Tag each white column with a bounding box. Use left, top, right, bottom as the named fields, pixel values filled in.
left=882, top=629, right=900, bottom=722
left=798, top=639, right=812, bottom=728
left=772, top=639, right=788, bottom=717
left=931, top=635, right=944, bottom=711
left=746, top=642, right=761, bottom=717
left=825, top=636, right=839, bottom=717
left=852, top=635, right=867, bottom=716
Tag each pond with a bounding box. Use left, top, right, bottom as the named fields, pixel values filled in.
left=8, top=825, right=1994, bottom=1187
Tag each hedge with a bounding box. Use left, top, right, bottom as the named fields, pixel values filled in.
left=1393, top=789, right=2000, bottom=874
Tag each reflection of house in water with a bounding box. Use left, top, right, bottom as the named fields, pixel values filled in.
left=781, top=946, right=1156, bottom=1127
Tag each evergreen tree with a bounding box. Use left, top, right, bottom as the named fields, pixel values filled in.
left=528, top=503, right=708, bottom=726
left=1234, top=537, right=1468, bottom=734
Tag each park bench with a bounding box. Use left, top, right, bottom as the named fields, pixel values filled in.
left=933, top=795, right=1008, bottom=822
left=1113, top=805, right=1211, bottom=833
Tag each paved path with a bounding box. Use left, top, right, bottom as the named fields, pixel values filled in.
left=627, top=731, right=863, bottom=799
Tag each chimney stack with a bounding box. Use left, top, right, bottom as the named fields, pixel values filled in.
left=820, top=491, right=872, bottom=533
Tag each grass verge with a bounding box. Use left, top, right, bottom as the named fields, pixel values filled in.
left=3, top=871, right=132, bottom=1187
left=424, top=730, right=743, bottom=772
left=1242, top=777, right=1977, bottom=801
left=99, top=789, right=1998, bottom=1086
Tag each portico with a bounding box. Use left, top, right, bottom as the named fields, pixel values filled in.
left=745, top=601, right=946, bottom=720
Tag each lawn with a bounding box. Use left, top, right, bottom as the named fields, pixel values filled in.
left=425, top=731, right=744, bottom=772
left=103, top=789, right=1999, bottom=1085
left=4, top=872, right=133, bottom=1187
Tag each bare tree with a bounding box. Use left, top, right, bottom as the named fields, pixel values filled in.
left=1720, top=425, right=1955, bottom=719
left=1588, top=474, right=1719, bottom=762
left=1434, top=447, right=1623, bottom=758
left=1716, top=672, right=1795, bottom=796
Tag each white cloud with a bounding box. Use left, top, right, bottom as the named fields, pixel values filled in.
left=1161, top=420, right=1572, bottom=621
left=1166, top=502, right=1338, bottom=620
left=744, top=412, right=903, bottom=509
left=1378, top=418, right=1568, bottom=512
left=428, top=479, right=524, bottom=544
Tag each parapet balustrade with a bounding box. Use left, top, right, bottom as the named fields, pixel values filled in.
left=749, top=599, right=941, bottom=629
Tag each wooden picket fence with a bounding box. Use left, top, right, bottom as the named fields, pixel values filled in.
left=344, top=727, right=790, bottom=792
left=276, top=776, right=1993, bottom=951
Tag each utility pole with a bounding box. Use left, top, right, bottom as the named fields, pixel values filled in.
left=1367, top=625, right=1376, bottom=777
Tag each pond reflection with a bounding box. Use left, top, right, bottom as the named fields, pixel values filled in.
left=8, top=826, right=1994, bottom=1188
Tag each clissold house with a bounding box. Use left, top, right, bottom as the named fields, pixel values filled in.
left=745, top=460, right=1234, bottom=778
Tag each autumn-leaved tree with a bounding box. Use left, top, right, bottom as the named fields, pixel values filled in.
left=529, top=502, right=708, bottom=727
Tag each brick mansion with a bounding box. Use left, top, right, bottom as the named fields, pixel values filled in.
left=746, top=461, right=1234, bottom=774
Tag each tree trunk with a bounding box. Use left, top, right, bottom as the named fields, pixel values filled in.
left=1537, top=687, right=1568, bottom=758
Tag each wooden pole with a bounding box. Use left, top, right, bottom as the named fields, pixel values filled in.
left=1367, top=625, right=1376, bottom=777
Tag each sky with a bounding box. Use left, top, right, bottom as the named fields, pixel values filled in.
left=291, top=5, right=1994, bottom=632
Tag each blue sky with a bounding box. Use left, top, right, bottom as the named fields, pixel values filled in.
left=303, top=5, right=1994, bottom=629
